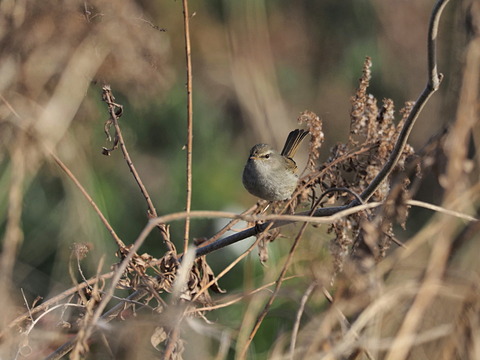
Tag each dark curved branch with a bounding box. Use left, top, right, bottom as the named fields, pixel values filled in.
left=357, top=0, right=449, bottom=204
left=194, top=205, right=349, bottom=257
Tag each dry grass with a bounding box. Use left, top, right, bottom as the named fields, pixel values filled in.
left=1, top=0, right=479, bottom=359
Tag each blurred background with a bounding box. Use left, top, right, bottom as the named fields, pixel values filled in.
left=0, top=0, right=473, bottom=358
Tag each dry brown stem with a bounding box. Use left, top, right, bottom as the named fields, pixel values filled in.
left=181, top=0, right=194, bottom=255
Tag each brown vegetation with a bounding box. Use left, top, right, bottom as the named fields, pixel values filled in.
left=1, top=0, right=479, bottom=359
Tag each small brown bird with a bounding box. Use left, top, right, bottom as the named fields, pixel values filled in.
left=242, top=129, right=309, bottom=201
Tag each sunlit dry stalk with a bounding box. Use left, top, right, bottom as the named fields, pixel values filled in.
left=0, top=137, right=26, bottom=346
left=408, top=200, right=478, bottom=222
left=382, top=2, right=473, bottom=358
left=443, top=35, right=480, bottom=200
left=182, top=0, right=194, bottom=255
left=199, top=197, right=479, bottom=258
left=163, top=251, right=195, bottom=360
left=35, top=34, right=109, bottom=153
left=0, top=138, right=25, bottom=290
left=163, top=248, right=196, bottom=360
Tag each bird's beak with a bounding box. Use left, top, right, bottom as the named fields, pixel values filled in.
left=249, top=155, right=257, bottom=160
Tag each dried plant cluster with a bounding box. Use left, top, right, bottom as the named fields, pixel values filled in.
left=319, top=57, right=415, bottom=277
left=2, top=0, right=480, bottom=359
left=259, top=57, right=416, bottom=278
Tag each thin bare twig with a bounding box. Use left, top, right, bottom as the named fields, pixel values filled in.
left=51, top=153, right=125, bottom=249
left=289, top=282, right=317, bottom=359
left=3, top=271, right=114, bottom=336
left=182, top=0, right=194, bottom=255
left=408, top=200, right=478, bottom=222
left=190, top=275, right=299, bottom=313
left=67, top=252, right=89, bottom=306
left=25, top=303, right=85, bottom=336
left=20, top=289, right=33, bottom=326
left=101, top=85, right=173, bottom=251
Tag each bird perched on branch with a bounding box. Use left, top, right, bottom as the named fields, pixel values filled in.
left=242, top=129, right=309, bottom=201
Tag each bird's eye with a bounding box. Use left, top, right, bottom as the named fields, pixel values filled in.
left=264, top=154, right=270, bottom=159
